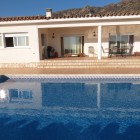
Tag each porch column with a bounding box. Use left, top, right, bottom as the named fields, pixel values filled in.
left=1, top=34, right=5, bottom=48
left=98, top=25, right=102, bottom=60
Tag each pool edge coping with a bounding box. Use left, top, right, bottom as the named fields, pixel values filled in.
left=4, top=74, right=140, bottom=79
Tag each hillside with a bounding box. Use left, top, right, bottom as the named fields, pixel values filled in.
left=53, top=0, right=140, bottom=17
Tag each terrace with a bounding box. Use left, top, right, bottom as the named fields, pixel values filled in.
left=0, top=56, right=140, bottom=75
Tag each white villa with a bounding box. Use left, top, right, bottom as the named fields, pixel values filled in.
left=0, top=8, right=140, bottom=63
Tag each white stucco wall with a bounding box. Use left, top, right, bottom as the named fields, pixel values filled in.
left=0, top=22, right=139, bottom=63
left=0, top=25, right=40, bottom=63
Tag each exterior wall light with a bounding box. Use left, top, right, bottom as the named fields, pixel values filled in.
left=52, top=33, right=55, bottom=38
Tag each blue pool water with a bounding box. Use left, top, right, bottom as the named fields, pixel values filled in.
left=0, top=77, right=140, bottom=140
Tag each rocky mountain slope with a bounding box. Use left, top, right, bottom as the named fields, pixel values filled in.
left=53, top=0, right=140, bottom=17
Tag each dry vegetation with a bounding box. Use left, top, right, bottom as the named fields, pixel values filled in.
left=53, top=0, right=140, bottom=17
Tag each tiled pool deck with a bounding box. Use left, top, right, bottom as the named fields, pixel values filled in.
left=0, top=67, right=140, bottom=75
left=0, top=57, right=140, bottom=75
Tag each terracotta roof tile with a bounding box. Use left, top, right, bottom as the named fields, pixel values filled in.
left=0, top=15, right=47, bottom=22
left=1, top=0, right=139, bottom=22
left=0, top=12, right=140, bottom=22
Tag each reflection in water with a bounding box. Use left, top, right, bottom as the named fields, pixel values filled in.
left=101, top=83, right=140, bottom=108
left=0, top=89, right=32, bottom=103
left=0, top=79, right=139, bottom=131
left=0, top=80, right=140, bottom=111
left=0, top=89, right=9, bottom=102
left=9, top=89, right=33, bottom=103
left=41, top=83, right=97, bottom=108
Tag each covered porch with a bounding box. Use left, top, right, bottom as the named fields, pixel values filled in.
left=38, top=23, right=140, bottom=60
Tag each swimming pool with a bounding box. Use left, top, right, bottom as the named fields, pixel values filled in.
left=0, top=76, right=140, bottom=140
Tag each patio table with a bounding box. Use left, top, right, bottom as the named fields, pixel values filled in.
left=109, top=46, right=130, bottom=57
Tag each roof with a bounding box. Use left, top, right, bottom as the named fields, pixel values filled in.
left=0, top=11, right=140, bottom=22
left=0, top=0, right=140, bottom=22
left=0, top=15, right=46, bottom=22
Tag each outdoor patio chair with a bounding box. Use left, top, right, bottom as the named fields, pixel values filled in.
left=128, top=44, right=134, bottom=55
left=121, top=44, right=134, bottom=56
left=101, top=46, right=111, bottom=57
left=88, top=46, right=94, bottom=57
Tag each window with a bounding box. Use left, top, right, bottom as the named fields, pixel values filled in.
left=5, top=37, right=14, bottom=47
left=5, top=33, right=29, bottom=48
left=14, top=36, right=29, bottom=46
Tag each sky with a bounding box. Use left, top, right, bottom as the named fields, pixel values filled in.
left=0, top=0, right=120, bottom=17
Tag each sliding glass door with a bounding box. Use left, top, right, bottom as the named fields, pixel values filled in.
left=109, top=35, right=134, bottom=54
left=61, top=36, right=84, bottom=56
